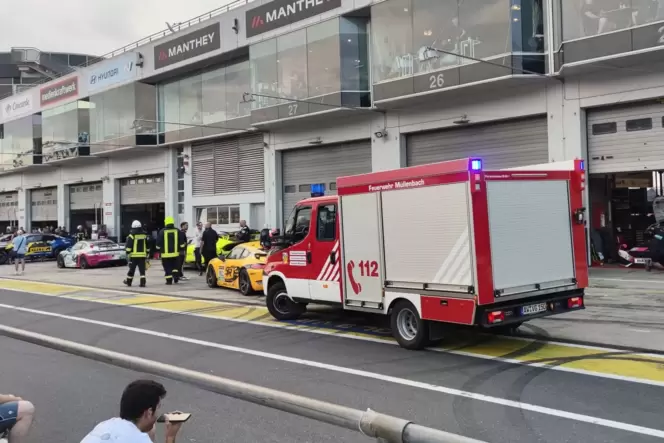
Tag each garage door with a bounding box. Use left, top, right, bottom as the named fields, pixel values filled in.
left=31, top=187, right=58, bottom=222
left=191, top=133, right=264, bottom=196
left=406, top=117, right=549, bottom=169
left=587, top=102, right=664, bottom=174
left=120, top=174, right=165, bottom=205
left=281, top=141, right=372, bottom=221
left=0, top=192, right=18, bottom=222
left=70, top=182, right=103, bottom=210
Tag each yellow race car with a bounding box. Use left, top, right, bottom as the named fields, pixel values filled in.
left=206, top=241, right=268, bottom=295
left=185, top=230, right=261, bottom=266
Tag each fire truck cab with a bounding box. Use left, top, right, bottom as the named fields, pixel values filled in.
left=263, top=158, right=587, bottom=349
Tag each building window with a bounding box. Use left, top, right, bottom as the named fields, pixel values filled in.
left=298, top=184, right=310, bottom=192
left=307, top=20, right=342, bottom=97
left=284, top=185, right=296, bottom=193
left=626, top=118, right=653, bottom=132
left=177, top=147, right=185, bottom=218
left=195, top=205, right=241, bottom=227
left=562, top=0, right=657, bottom=41
left=591, top=122, right=617, bottom=135
left=250, top=40, right=279, bottom=109
left=277, top=29, right=308, bottom=102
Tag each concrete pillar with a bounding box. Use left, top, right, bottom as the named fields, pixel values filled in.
left=164, top=146, right=179, bottom=220
left=18, top=188, right=28, bottom=232
left=264, top=138, right=281, bottom=229
left=546, top=80, right=586, bottom=163
left=371, top=111, right=405, bottom=171
left=102, top=178, right=119, bottom=238
left=57, top=184, right=68, bottom=230
left=183, top=144, right=193, bottom=226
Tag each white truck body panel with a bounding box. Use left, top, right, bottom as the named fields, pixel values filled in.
left=381, top=183, right=475, bottom=290
left=486, top=180, right=576, bottom=295
left=503, top=160, right=578, bottom=171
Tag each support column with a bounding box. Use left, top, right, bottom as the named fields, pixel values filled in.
left=264, top=136, right=281, bottom=229
left=18, top=188, right=28, bottom=232
left=57, top=184, right=68, bottom=230
left=102, top=178, right=119, bottom=239
left=371, top=111, right=405, bottom=171
left=183, top=144, right=193, bottom=226
left=164, top=146, right=179, bottom=221
left=546, top=80, right=586, bottom=163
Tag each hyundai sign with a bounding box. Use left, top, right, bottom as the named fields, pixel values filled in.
left=246, top=0, right=342, bottom=38
left=87, top=52, right=138, bottom=94
left=153, top=23, right=221, bottom=70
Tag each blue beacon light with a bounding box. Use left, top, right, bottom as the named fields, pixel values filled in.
left=310, top=183, right=325, bottom=197
left=470, top=159, right=482, bottom=171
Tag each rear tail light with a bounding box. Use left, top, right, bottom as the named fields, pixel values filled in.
left=487, top=311, right=504, bottom=324
left=567, top=297, right=583, bottom=309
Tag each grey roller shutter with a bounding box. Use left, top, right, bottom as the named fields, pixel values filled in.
left=192, top=133, right=264, bottom=197
left=0, top=192, right=18, bottom=222
left=69, top=182, right=103, bottom=210
left=120, top=175, right=165, bottom=205
left=30, top=187, right=58, bottom=222
left=406, top=117, right=549, bottom=169
left=281, top=140, right=372, bottom=222
left=192, top=144, right=214, bottom=195
left=587, top=102, right=664, bottom=174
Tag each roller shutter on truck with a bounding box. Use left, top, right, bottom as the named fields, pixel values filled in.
left=281, top=140, right=371, bottom=224
left=406, top=117, right=548, bottom=169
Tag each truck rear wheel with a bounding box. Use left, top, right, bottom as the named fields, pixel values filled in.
left=391, top=300, right=430, bottom=350
left=266, top=282, right=306, bottom=320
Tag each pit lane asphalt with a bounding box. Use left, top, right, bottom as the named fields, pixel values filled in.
left=0, top=288, right=662, bottom=443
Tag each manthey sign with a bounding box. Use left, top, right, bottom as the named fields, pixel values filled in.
left=1, top=94, right=33, bottom=120
left=40, top=77, right=79, bottom=106
left=153, top=23, right=221, bottom=70
left=87, top=52, right=138, bottom=94
left=246, top=0, right=342, bottom=38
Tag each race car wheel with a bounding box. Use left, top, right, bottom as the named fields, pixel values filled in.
left=52, top=247, right=64, bottom=260
left=390, top=300, right=430, bottom=350
left=239, top=269, right=253, bottom=296
left=56, top=255, right=65, bottom=269
left=80, top=256, right=89, bottom=269
left=206, top=266, right=217, bottom=288
left=266, top=281, right=306, bottom=321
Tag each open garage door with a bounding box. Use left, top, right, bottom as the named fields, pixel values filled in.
left=281, top=141, right=372, bottom=224
left=120, top=174, right=165, bottom=241
left=406, top=117, right=549, bottom=169
left=69, top=182, right=103, bottom=233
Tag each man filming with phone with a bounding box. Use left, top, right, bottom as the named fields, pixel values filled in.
left=80, top=380, right=187, bottom=443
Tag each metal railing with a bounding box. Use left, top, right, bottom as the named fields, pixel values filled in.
left=0, top=0, right=257, bottom=100
left=0, top=324, right=486, bottom=443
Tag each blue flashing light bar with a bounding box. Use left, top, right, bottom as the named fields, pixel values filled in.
left=310, top=183, right=325, bottom=197
left=470, top=159, right=482, bottom=171
left=579, top=160, right=585, bottom=171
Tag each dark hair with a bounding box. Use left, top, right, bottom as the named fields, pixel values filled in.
left=120, top=380, right=167, bottom=421
left=180, top=222, right=188, bottom=229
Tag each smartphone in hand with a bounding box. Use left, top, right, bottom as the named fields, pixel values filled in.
left=157, top=411, right=192, bottom=423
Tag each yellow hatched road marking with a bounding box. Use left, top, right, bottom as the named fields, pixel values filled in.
left=1, top=278, right=664, bottom=385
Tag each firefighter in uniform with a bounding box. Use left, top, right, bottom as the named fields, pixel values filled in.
left=123, top=220, right=148, bottom=287
left=157, top=216, right=186, bottom=284
left=76, top=225, right=86, bottom=242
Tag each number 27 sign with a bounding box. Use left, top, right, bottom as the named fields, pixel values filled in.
left=346, top=259, right=379, bottom=295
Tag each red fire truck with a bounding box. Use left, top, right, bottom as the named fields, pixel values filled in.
left=262, top=158, right=587, bottom=349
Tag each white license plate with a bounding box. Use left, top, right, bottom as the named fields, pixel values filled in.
left=521, top=303, right=547, bottom=316
left=635, top=258, right=650, bottom=264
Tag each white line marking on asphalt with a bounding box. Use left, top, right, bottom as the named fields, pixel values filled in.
left=592, top=277, right=664, bottom=283
left=628, top=329, right=652, bottom=333
left=1, top=302, right=663, bottom=439
left=3, top=286, right=664, bottom=389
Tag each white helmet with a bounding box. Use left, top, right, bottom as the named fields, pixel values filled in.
left=131, top=220, right=142, bottom=229
left=77, top=225, right=83, bottom=230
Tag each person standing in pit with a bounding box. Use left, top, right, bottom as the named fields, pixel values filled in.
left=11, top=230, right=27, bottom=276
left=124, top=220, right=149, bottom=288
left=193, top=222, right=203, bottom=274
left=200, top=222, right=218, bottom=276
left=157, top=217, right=185, bottom=285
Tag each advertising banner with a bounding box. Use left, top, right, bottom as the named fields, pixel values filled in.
left=87, top=52, right=138, bottom=94
left=1, top=92, right=34, bottom=121
left=246, top=0, right=341, bottom=38
left=40, top=77, right=79, bottom=106
left=153, top=23, right=221, bottom=70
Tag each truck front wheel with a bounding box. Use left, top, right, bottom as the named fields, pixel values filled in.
left=266, top=282, right=306, bottom=321
left=391, top=300, right=430, bottom=350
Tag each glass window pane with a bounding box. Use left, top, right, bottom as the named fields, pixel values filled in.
left=316, top=204, right=337, bottom=241
left=307, top=19, right=341, bottom=97
left=202, top=67, right=226, bottom=125
left=562, top=0, right=645, bottom=41
left=230, top=206, right=240, bottom=224
left=161, top=81, right=180, bottom=133
left=178, top=203, right=184, bottom=214
left=225, top=60, right=252, bottom=119
left=206, top=207, right=218, bottom=224
left=626, top=118, right=653, bottom=132
left=219, top=206, right=230, bottom=224
left=277, top=30, right=308, bottom=101
left=179, top=75, right=203, bottom=126
left=412, top=0, right=461, bottom=74
left=340, top=17, right=369, bottom=93
left=371, top=0, right=413, bottom=83
left=250, top=40, right=278, bottom=109
left=177, top=180, right=184, bottom=191
left=592, top=122, right=617, bottom=135
left=459, top=0, right=510, bottom=61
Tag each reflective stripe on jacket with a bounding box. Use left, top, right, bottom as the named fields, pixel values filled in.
left=126, top=233, right=148, bottom=258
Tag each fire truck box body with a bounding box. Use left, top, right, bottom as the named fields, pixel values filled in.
left=263, top=158, right=587, bottom=349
